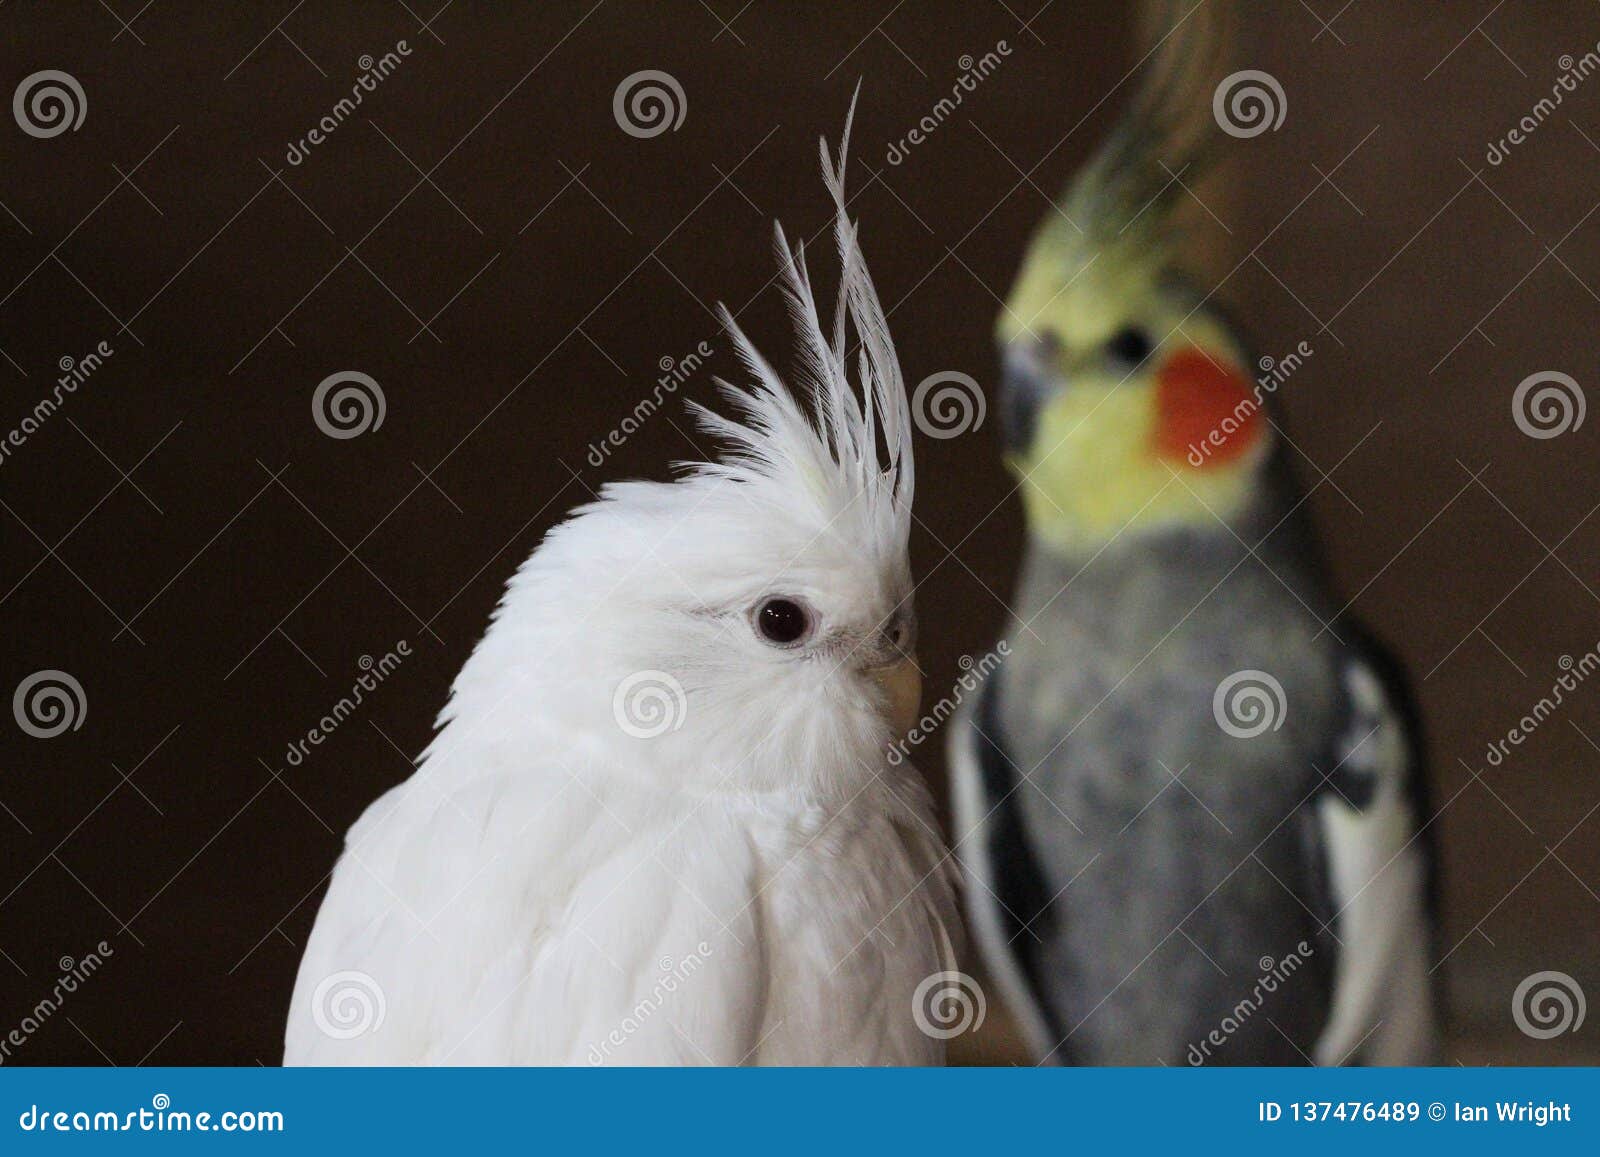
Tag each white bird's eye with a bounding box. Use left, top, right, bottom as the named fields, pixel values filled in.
left=753, top=596, right=813, bottom=648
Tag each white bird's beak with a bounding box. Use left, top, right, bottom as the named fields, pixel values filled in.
left=872, top=656, right=922, bottom=739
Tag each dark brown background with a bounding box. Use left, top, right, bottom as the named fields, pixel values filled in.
left=1, top=2, right=1595, bottom=1065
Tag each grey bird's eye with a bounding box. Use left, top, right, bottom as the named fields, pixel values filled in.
left=754, top=597, right=813, bottom=647
left=1106, top=325, right=1154, bottom=368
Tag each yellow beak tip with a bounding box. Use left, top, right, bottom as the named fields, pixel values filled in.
left=873, top=657, right=923, bottom=739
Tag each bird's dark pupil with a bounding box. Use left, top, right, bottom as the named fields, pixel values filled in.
left=759, top=599, right=807, bottom=644
left=1108, top=326, right=1153, bottom=365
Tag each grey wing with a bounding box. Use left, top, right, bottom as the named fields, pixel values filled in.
left=1310, top=632, right=1440, bottom=1065
left=947, top=678, right=1062, bottom=1061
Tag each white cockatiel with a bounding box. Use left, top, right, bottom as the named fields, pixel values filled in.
left=284, top=107, right=959, bottom=1066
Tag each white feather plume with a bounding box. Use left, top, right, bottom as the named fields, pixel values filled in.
left=686, top=90, right=913, bottom=571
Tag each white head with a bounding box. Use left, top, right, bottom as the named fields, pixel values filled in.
left=430, top=101, right=921, bottom=798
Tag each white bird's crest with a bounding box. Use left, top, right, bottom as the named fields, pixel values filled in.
left=423, top=94, right=921, bottom=797
left=686, top=93, right=914, bottom=572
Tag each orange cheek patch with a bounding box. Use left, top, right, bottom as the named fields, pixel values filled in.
left=1152, top=348, right=1261, bottom=467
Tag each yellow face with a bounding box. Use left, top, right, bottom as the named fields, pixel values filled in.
left=999, top=240, right=1270, bottom=555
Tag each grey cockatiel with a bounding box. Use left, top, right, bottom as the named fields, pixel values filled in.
left=948, top=9, right=1438, bottom=1065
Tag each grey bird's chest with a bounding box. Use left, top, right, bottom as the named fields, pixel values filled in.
left=991, top=531, right=1348, bottom=1061
left=999, top=534, right=1342, bottom=834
